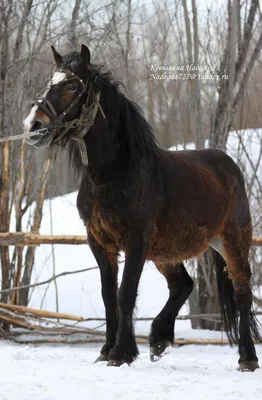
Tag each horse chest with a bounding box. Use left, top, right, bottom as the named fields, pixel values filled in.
left=86, top=201, right=128, bottom=251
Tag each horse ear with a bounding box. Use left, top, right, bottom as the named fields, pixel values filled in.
left=51, top=46, right=63, bottom=67
left=80, top=44, right=91, bottom=67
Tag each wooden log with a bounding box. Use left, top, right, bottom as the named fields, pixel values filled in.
left=0, top=314, right=35, bottom=330
left=0, top=232, right=261, bottom=246
left=11, top=328, right=103, bottom=336
left=0, top=302, right=85, bottom=321
left=252, top=236, right=262, bottom=246
left=11, top=338, right=111, bottom=345
left=0, top=232, right=88, bottom=246
left=0, top=303, right=261, bottom=326
left=0, top=314, right=106, bottom=336
left=9, top=337, right=232, bottom=346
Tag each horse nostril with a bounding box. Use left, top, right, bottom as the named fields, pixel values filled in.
left=31, top=120, right=43, bottom=132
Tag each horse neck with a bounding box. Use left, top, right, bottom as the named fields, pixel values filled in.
left=82, top=84, right=157, bottom=185
left=83, top=107, right=127, bottom=185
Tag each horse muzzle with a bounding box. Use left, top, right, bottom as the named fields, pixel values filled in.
left=23, top=120, right=53, bottom=149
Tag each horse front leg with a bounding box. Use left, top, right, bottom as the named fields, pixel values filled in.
left=108, top=233, right=148, bottom=366
left=88, top=233, right=119, bottom=362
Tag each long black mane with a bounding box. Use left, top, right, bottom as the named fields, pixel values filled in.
left=65, top=55, right=158, bottom=175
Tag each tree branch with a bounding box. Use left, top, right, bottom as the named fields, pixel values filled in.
left=0, top=266, right=98, bottom=295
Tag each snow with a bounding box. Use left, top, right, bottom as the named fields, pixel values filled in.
left=1, top=342, right=262, bottom=400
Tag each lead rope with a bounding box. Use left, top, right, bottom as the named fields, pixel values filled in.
left=72, top=91, right=105, bottom=166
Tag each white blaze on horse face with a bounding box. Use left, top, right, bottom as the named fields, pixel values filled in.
left=40, top=71, right=67, bottom=101
left=23, top=71, right=66, bottom=135
left=23, top=105, right=38, bottom=135
left=51, top=71, right=66, bottom=85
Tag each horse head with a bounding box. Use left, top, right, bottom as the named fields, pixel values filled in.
left=23, top=45, right=93, bottom=151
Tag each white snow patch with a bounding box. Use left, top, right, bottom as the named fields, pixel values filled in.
left=0, top=342, right=262, bottom=400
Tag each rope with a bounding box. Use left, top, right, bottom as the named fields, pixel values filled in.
left=0, top=129, right=49, bottom=143
left=71, top=92, right=102, bottom=166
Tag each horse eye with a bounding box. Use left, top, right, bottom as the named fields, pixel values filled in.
left=68, top=84, right=77, bottom=91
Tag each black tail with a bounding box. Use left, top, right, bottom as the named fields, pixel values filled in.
left=214, top=249, right=261, bottom=344
left=214, top=249, right=238, bottom=344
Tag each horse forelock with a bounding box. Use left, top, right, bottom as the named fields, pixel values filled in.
left=60, top=52, right=89, bottom=80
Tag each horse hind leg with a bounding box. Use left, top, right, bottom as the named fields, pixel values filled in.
left=217, top=223, right=260, bottom=371
left=149, top=262, right=193, bottom=361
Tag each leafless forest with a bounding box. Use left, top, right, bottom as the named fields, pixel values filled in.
left=0, top=0, right=262, bottom=333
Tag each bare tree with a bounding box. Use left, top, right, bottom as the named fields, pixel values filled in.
left=69, top=0, right=82, bottom=50
left=210, top=0, right=262, bottom=149
left=0, top=0, right=59, bottom=313
left=198, top=0, right=262, bottom=329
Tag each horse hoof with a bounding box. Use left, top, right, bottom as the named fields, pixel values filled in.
left=150, top=353, right=161, bottom=362
left=238, top=361, right=259, bottom=372
left=107, top=359, right=129, bottom=367
left=150, top=342, right=170, bottom=362
left=94, top=354, right=109, bottom=363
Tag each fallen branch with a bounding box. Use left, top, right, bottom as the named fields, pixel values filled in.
left=0, top=304, right=223, bottom=325
left=1, top=302, right=262, bottom=325
left=0, top=232, right=88, bottom=246
left=0, top=314, right=35, bottom=330
left=252, top=236, right=262, bottom=246
left=0, top=313, right=106, bottom=336
left=0, top=302, right=85, bottom=321
left=9, top=337, right=233, bottom=346
left=0, top=266, right=98, bottom=295
left=10, top=338, right=111, bottom=345
left=10, top=328, right=103, bottom=336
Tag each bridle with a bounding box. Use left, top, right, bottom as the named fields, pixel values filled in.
left=35, top=70, right=88, bottom=126
left=31, top=68, right=105, bottom=165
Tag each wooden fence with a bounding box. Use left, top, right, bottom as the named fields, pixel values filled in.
left=0, top=232, right=261, bottom=346
left=1, top=301, right=261, bottom=346
left=0, top=232, right=261, bottom=247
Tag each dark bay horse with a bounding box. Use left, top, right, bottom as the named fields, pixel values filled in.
left=23, top=45, right=261, bottom=371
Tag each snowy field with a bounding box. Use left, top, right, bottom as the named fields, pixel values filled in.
left=1, top=342, right=262, bottom=400
left=3, top=128, right=262, bottom=399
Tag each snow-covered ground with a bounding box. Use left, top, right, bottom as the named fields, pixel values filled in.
left=1, top=342, right=262, bottom=400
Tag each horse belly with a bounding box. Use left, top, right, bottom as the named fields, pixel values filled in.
left=148, top=202, right=227, bottom=262
left=148, top=226, right=208, bottom=262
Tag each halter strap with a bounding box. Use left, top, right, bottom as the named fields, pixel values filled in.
left=72, top=91, right=103, bottom=166
left=35, top=71, right=88, bottom=123
left=31, top=69, right=106, bottom=166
